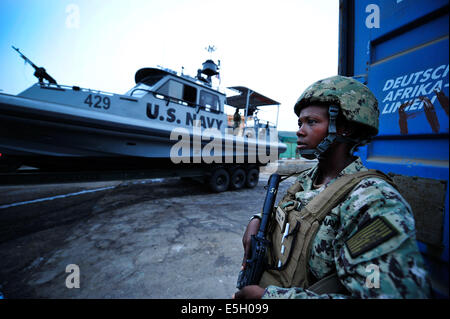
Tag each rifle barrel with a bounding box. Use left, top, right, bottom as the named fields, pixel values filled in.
left=11, top=46, right=38, bottom=69
left=11, top=46, right=57, bottom=84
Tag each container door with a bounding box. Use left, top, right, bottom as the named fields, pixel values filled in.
left=339, top=0, right=449, bottom=298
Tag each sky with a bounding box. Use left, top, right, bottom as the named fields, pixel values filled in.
left=0, top=0, right=339, bottom=132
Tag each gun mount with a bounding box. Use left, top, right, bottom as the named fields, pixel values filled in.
left=12, top=46, right=57, bottom=85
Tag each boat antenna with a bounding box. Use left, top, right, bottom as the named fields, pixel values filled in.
left=205, top=45, right=216, bottom=57
left=197, top=45, right=220, bottom=86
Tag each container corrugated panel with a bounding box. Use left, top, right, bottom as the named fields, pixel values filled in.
left=339, top=0, right=449, bottom=298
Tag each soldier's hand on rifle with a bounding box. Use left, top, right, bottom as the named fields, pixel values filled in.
left=232, top=285, right=265, bottom=299
left=242, top=217, right=261, bottom=269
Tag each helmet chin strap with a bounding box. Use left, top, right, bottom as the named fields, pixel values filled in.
left=298, top=105, right=340, bottom=159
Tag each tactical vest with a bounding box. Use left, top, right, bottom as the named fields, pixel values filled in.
left=259, top=169, right=397, bottom=293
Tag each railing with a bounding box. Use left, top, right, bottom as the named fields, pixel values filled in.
left=38, top=83, right=223, bottom=114
left=38, top=82, right=115, bottom=96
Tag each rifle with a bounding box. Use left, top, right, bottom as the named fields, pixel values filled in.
left=12, top=46, right=57, bottom=84
left=236, top=173, right=281, bottom=289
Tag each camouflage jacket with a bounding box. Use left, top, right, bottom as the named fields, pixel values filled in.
left=262, top=157, right=432, bottom=299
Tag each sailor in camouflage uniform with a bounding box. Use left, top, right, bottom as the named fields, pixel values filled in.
left=234, top=75, right=431, bottom=299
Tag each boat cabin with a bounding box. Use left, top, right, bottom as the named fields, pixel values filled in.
left=128, top=62, right=225, bottom=116
left=127, top=61, right=280, bottom=138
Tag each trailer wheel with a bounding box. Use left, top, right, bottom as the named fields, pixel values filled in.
left=209, top=168, right=230, bottom=193
left=246, top=168, right=259, bottom=188
left=230, top=168, right=246, bottom=190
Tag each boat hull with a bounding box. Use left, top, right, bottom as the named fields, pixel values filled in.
left=0, top=93, right=286, bottom=170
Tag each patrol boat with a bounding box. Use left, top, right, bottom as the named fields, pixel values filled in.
left=0, top=47, right=286, bottom=191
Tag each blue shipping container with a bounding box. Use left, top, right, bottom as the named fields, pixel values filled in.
left=339, top=0, right=449, bottom=298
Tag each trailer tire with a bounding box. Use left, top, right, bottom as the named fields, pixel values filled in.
left=209, top=168, right=230, bottom=193
left=245, top=168, right=259, bottom=188
left=230, top=168, right=246, bottom=190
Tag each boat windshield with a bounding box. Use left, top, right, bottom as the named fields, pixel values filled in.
left=125, top=83, right=152, bottom=98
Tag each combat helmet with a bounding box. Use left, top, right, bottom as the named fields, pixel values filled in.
left=294, top=75, right=379, bottom=158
